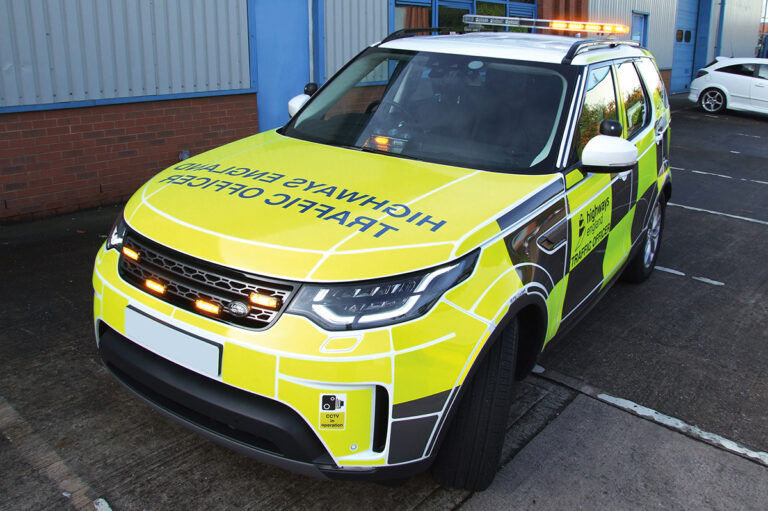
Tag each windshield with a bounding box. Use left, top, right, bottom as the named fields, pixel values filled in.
left=283, top=48, right=579, bottom=174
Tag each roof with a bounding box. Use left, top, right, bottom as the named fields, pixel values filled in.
left=711, top=56, right=768, bottom=66
left=379, top=31, right=647, bottom=65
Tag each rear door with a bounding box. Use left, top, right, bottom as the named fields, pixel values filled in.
left=615, top=60, right=656, bottom=252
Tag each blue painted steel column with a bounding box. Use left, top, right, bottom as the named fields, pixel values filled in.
left=250, top=0, right=312, bottom=132
left=715, top=0, right=727, bottom=57
left=692, top=0, right=712, bottom=74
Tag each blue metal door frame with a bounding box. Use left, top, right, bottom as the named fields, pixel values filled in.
left=250, top=0, right=311, bottom=132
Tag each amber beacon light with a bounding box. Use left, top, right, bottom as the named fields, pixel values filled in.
left=144, top=279, right=166, bottom=295
left=463, top=14, right=629, bottom=35
left=195, top=299, right=221, bottom=315
left=250, top=292, right=280, bottom=310
left=121, top=246, right=140, bottom=261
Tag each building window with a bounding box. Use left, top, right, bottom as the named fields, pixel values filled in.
left=395, top=4, right=432, bottom=30
left=393, top=0, right=536, bottom=30
left=631, top=12, right=648, bottom=46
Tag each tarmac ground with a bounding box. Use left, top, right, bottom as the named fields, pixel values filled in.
left=1, top=94, right=767, bottom=510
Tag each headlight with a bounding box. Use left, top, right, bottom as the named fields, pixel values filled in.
left=287, top=251, right=478, bottom=330
left=106, top=214, right=127, bottom=251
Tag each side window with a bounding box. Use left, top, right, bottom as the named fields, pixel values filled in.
left=636, top=58, right=669, bottom=112
left=573, top=66, right=618, bottom=161
left=757, top=65, right=768, bottom=80
left=617, top=61, right=649, bottom=139
left=718, top=64, right=756, bottom=77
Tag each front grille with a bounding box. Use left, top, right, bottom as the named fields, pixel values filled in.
left=118, top=229, right=297, bottom=329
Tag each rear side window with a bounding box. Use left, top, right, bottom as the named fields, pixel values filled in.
left=718, top=64, right=755, bottom=77
left=617, top=61, right=649, bottom=139
left=636, top=58, right=669, bottom=112
left=572, top=66, right=618, bottom=161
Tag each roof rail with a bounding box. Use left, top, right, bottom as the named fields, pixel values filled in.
left=379, top=27, right=462, bottom=45
left=561, top=40, right=642, bottom=64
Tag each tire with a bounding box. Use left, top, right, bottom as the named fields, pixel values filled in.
left=622, top=195, right=666, bottom=283
left=431, top=318, right=519, bottom=491
left=699, top=88, right=726, bottom=113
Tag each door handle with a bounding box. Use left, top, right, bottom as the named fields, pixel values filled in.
left=755, top=84, right=766, bottom=88
left=537, top=219, right=567, bottom=254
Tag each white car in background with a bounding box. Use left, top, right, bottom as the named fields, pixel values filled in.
left=688, top=57, right=768, bottom=114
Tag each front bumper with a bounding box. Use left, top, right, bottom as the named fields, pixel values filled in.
left=92, top=234, right=515, bottom=477
left=98, top=322, right=437, bottom=480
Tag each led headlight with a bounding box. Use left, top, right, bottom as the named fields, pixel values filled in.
left=288, top=251, right=478, bottom=330
left=106, top=214, right=127, bottom=251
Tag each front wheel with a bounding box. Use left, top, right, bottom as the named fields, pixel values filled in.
left=699, top=88, right=726, bottom=113
left=431, top=318, right=518, bottom=491
left=622, top=196, right=665, bottom=283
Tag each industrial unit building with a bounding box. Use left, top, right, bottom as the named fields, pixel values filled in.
left=0, top=0, right=763, bottom=221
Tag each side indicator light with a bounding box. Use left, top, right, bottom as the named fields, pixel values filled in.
left=195, top=299, right=220, bottom=315
left=145, top=279, right=165, bottom=294
left=250, top=292, right=279, bottom=310
left=122, top=246, right=140, bottom=261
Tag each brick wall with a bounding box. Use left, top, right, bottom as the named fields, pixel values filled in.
left=0, top=94, right=259, bottom=222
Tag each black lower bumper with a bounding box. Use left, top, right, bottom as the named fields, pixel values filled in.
left=96, top=322, right=431, bottom=481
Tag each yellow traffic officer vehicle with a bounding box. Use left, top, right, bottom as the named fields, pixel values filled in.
left=93, top=15, right=671, bottom=490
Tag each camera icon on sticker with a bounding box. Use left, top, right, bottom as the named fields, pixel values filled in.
left=321, top=394, right=346, bottom=411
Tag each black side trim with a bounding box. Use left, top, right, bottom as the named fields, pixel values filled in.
left=98, top=324, right=333, bottom=466
left=388, top=416, right=439, bottom=464
left=392, top=389, right=451, bottom=419
left=496, top=180, right=564, bottom=231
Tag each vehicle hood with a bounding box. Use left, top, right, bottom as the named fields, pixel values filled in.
left=124, top=131, right=560, bottom=281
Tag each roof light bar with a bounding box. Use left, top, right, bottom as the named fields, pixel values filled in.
left=463, top=14, right=628, bottom=35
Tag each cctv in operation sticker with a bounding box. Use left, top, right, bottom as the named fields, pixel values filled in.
left=319, top=393, right=346, bottom=430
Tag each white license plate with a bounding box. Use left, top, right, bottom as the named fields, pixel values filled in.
left=124, top=307, right=221, bottom=378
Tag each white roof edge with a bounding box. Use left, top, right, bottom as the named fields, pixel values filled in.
left=378, top=32, right=649, bottom=65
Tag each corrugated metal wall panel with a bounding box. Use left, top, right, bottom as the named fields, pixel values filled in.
left=720, top=0, right=762, bottom=57
left=0, top=0, right=251, bottom=108
left=324, top=0, right=388, bottom=81
left=588, top=0, right=677, bottom=68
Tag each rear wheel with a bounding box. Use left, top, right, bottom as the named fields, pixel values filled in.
left=622, top=196, right=665, bottom=283
left=431, top=318, right=518, bottom=491
left=699, top=88, right=726, bottom=113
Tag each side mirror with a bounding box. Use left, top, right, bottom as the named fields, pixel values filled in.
left=288, top=94, right=311, bottom=118
left=304, top=82, right=318, bottom=96
left=582, top=135, right=638, bottom=173
left=599, top=119, right=623, bottom=137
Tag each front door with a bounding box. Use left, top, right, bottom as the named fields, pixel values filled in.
left=752, top=64, right=768, bottom=112
left=561, top=64, right=627, bottom=319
